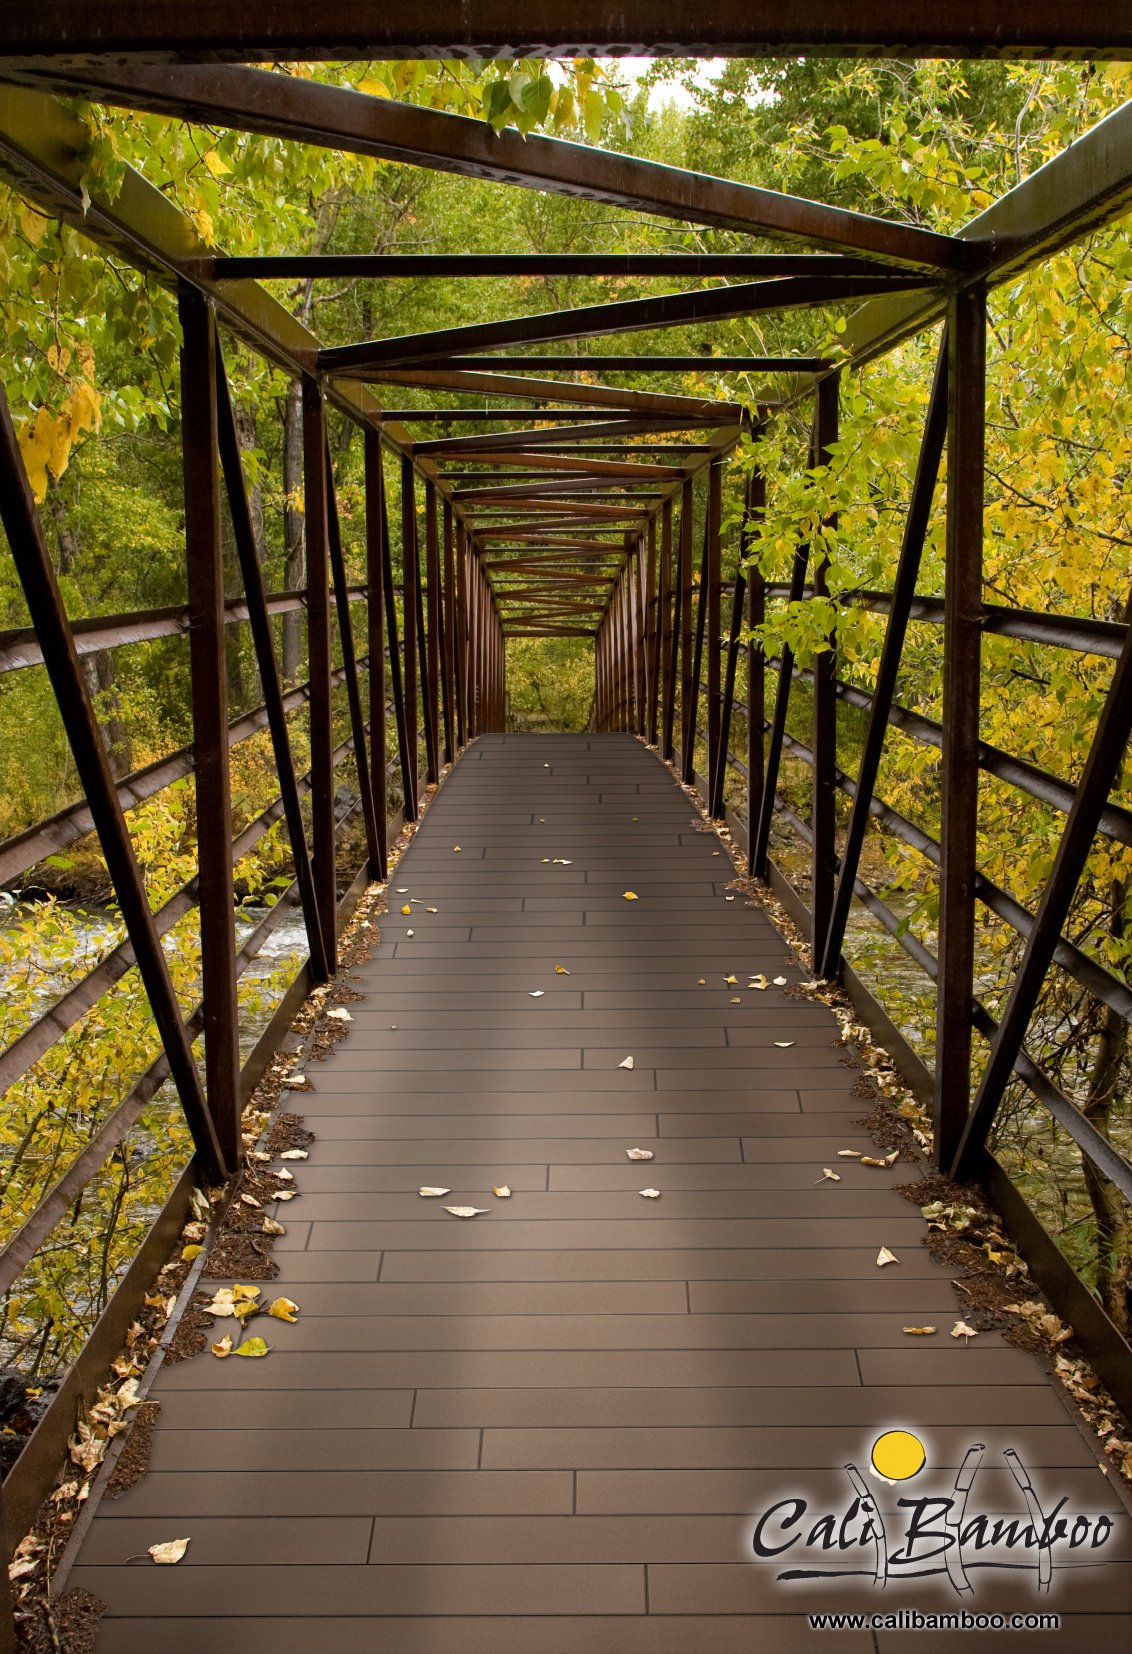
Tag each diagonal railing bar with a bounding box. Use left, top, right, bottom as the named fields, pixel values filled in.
left=0, top=377, right=228, bottom=1180
left=817, top=335, right=948, bottom=978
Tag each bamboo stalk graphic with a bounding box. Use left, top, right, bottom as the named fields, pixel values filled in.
left=944, top=1443, right=985, bottom=1596
left=1003, top=1448, right=1054, bottom=1594
left=844, top=1463, right=889, bottom=1588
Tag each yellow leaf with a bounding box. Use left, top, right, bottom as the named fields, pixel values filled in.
left=19, top=202, right=51, bottom=246
left=815, top=1168, right=841, bottom=1183
left=622, top=891, right=638, bottom=901
left=148, top=1538, right=190, bottom=1564
left=358, top=76, right=391, bottom=97
left=453, top=845, right=462, bottom=852
left=492, top=1185, right=511, bottom=1199
left=902, top=1326, right=937, bottom=1336
left=401, top=905, right=412, bottom=915
left=266, top=1297, right=300, bottom=1323
left=181, top=1244, right=203, bottom=1262
left=951, top=1321, right=978, bottom=1340
left=876, top=1247, right=899, bottom=1267
left=418, top=1186, right=451, bottom=1198
left=233, top=1337, right=270, bottom=1357
left=210, top=1336, right=233, bottom=1359
left=837, top=1150, right=862, bottom=1159
left=555, top=965, right=570, bottom=975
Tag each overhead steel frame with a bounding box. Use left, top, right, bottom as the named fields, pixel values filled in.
left=0, top=34, right=1130, bottom=1583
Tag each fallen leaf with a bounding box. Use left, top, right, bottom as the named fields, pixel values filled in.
left=443, top=1206, right=490, bottom=1218
left=882, top=1150, right=900, bottom=1165
left=876, top=1247, right=899, bottom=1267
left=555, top=965, right=570, bottom=975
left=750, top=975, right=768, bottom=990
left=280, top=1149, right=308, bottom=1161
left=210, top=1336, right=233, bottom=1359
left=860, top=1155, right=898, bottom=1168
left=730, top=996, right=741, bottom=1004
left=774, top=1041, right=795, bottom=1049
left=285, top=1073, right=308, bottom=1087
left=326, top=1007, right=352, bottom=1022
left=426, top=906, right=438, bottom=914
left=233, top=1337, right=271, bottom=1358
left=261, top=1218, right=286, bottom=1236
left=492, top=1185, right=512, bottom=1199
left=638, top=1188, right=661, bottom=1199
left=626, top=1147, right=654, bottom=1161
left=724, top=974, right=738, bottom=985
left=837, top=1150, right=862, bottom=1159
left=725, top=896, right=735, bottom=902
left=275, top=1168, right=294, bottom=1182
left=406, top=928, right=414, bottom=937
left=181, top=1244, right=203, bottom=1262
left=396, top=887, right=408, bottom=893
left=951, top=1321, right=979, bottom=1341
left=773, top=976, right=788, bottom=986
left=529, top=990, right=544, bottom=998
left=239, top=1193, right=262, bottom=1209
left=419, top=1187, right=451, bottom=1198
left=266, top=1298, right=300, bottom=1323
left=815, top=1168, right=841, bottom=1183
left=697, top=978, right=706, bottom=985
left=148, top=1539, right=190, bottom=1565
left=276, top=1189, right=299, bottom=1201
left=623, top=891, right=638, bottom=901
left=453, top=846, right=461, bottom=852
left=401, top=905, right=412, bottom=915
left=902, top=1326, right=937, bottom=1336
left=618, top=1055, right=635, bottom=1070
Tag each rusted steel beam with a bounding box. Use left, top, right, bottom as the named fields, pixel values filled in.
left=441, top=499, right=456, bottom=764
left=215, top=333, right=329, bottom=980
left=454, top=519, right=468, bottom=746
left=10, top=6, right=1132, bottom=60
left=0, top=376, right=228, bottom=1178
left=179, top=286, right=242, bottom=1168
left=379, top=408, right=683, bottom=423
left=423, top=480, right=442, bottom=782
left=323, top=278, right=931, bottom=374
left=935, top=286, right=986, bottom=1171
left=452, top=479, right=663, bottom=503
left=745, top=466, right=767, bottom=873
left=414, top=419, right=721, bottom=455
left=952, top=612, right=1132, bottom=1176
left=810, top=372, right=840, bottom=957
left=714, top=563, right=746, bottom=819
left=303, top=377, right=338, bottom=969
left=325, top=437, right=383, bottom=875
left=17, top=65, right=966, bottom=270
left=209, top=254, right=901, bottom=280
left=443, top=452, right=686, bottom=480
left=646, top=517, right=661, bottom=746
left=660, top=500, right=677, bottom=761
left=415, top=483, right=437, bottom=783
left=399, top=456, right=420, bottom=817
left=677, top=478, right=695, bottom=774
left=435, top=356, right=833, bottom=374
left=355, top=365, right=743, bottom=418
left=705, top=458, right=724, bottom=813
left=363, top=433, right=389, bottom=879
left=818, top=338, right=948, bottom=978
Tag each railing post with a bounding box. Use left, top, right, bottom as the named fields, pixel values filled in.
left=630, top=540, right=645, bottom=736
left=645, top=517, right=659, bottom=744
left=705, top=456, right=723, bottom=813
left=0, top=1475, right=14, bottom=1652
left=0, top=379, right=228, bottom=1178
left=441, top=498, right=456, bottom=762
left=678, top=478, right=695, bottom=775
left=423, top=479, right=441, bottom=781
left=400, top=456, right=420, bottom=811
left=685, top=483, right=711, bottom=787
left=660, top=499, right=676, bottom=760
left=935, top=284, right=986, bottom=1170
left=454, top=519, right=468, bottom=747
left=215, top=336, right=329, bottom=979
left=380, top=454, right=413, bottom=822
left=180, top=286, right=242, bottom=1169
left=302, top=376, right=337, bottom=970
left=745, top=465, right=766, bottom=873
left=364, top=432, right=389, bottom=878
left=325, top=436, right=382, bottom=878
left=811, top=371, right=840, bottom=958
left=818, top=338, right=948, bottom=977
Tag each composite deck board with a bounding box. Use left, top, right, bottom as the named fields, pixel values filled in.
left=74, top=734, right=1129, bottom=1652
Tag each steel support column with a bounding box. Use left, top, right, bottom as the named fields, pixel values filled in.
left=400, top=455, right=420, bottom=810
left=745, top=466, right=766, bottom=872
left=302, top=377, right=337, bottom=969
left=935, top=285, right=986, bottom=1169
left=179, top=286, right=242, bottom=1168
left=810, top=372, right=840, bottom=956
left=364, top=432, right=389, bottom=878
left=705, top=457, right=723, bottom=813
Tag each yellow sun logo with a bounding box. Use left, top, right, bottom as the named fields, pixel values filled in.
left=871, top=1430, right=926, bottom=1481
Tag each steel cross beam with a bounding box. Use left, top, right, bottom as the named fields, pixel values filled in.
left=322, top=277, right=933, bottom=373
left=4, top=6, right=1132, bottom=59
left=7, top=63, right=967, bottom=269
left=360, top=365, right=745, bottom=416
left=206, top=253, right=897, bottom=280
